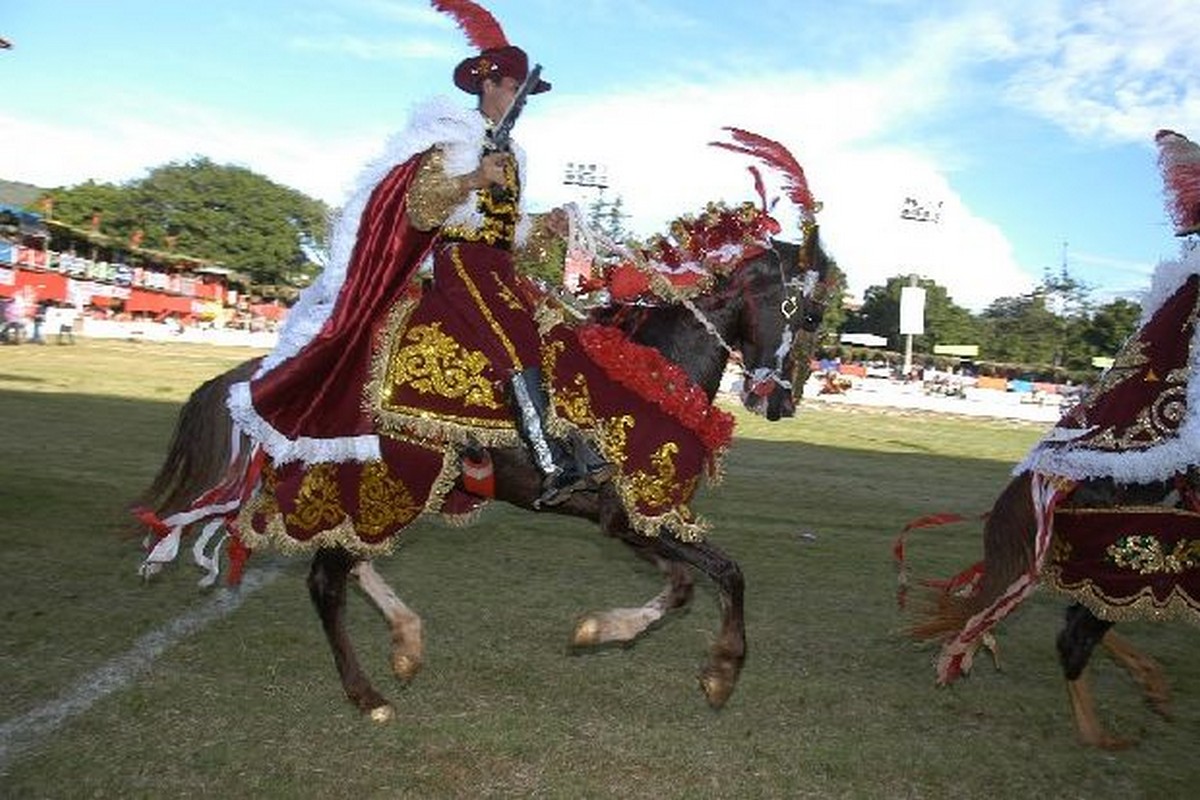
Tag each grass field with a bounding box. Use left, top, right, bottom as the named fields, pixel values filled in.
left=1, top=339, right=1197, bottom=798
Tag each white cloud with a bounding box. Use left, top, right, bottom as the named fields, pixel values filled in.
left=991, top=0, right=1200, bottom=142
left=0, top=104, right=378, bottom=207
left=518, top=65, right=1033, bottom=311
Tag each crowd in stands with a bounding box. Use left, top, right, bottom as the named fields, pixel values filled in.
left=1, top=229, right=287, bottom=345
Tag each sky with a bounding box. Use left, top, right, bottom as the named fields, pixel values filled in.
left=4, top=0, right=1200, bottom=311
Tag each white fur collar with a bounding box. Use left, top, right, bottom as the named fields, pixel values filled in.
left=1017, top=243, right=1200, bottom=483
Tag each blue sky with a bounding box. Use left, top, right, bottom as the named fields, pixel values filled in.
left=4, top=0, right=1200, bottom=311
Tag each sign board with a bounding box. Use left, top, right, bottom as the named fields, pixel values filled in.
left=840, top=332, right=889, bottom=347
left=899, top=286, right=926, bottom=335
left=933, top=344, right=979, bottom=357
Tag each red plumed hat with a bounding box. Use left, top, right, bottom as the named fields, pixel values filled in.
left=431, top=0, right=551, bottom=95
left=1156, top=128, right=1200, bottom=237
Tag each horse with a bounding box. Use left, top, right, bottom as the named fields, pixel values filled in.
left=901, top=257, right=1200, bottom=747
left=136, top=231, right=832, bottom=722
left=904, top=471, right=1186, bottom=749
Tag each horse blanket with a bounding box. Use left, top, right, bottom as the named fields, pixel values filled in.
left=234, top=287, right=735, bottom=562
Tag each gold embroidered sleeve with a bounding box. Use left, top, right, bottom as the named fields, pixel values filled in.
left=408, top=148, right=473, bottom=232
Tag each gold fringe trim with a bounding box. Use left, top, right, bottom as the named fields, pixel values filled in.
left=237, top=495, right=399, bottom=559
left=1044, top=563, right=1200, bottom=626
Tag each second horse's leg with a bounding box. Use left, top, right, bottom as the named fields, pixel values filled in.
left=572, top=545, right=694, bottom=646
left=1058, top=603, right=1125, bottom=749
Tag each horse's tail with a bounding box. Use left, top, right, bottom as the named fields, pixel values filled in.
left=133, top=357, right=259, bottom=522
left=906, top=471, right=1038, bottom=643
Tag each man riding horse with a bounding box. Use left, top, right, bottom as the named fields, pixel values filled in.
left=226, top=0, right=606, bottom=523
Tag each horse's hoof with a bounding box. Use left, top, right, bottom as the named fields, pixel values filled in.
left=392, top=654, right=422, bottom=683
left=572, top=617, right=601, bottom=647
left=368, top=704, right=395, bottom=724
left=699, top=671, right=735, bottom=709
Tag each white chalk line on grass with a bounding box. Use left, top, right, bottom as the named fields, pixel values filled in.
left=0, top=565, right=283, bottom=774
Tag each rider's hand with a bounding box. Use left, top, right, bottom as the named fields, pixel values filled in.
left=467, top=152, right=510, bottom=190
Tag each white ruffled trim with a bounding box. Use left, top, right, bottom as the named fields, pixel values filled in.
left=226, top=381, right=381, bottom=465
left=1016, top=244, right=1200, bottom=482
left=228, top=95, right=533, bottom=465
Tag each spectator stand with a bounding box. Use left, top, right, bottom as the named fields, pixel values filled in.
left=1, top=206, right=287, bottom=347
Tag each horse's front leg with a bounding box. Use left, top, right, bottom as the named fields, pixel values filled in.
left=653, top=533, right=746, bottom=709
left=572, top=548, right=695, bottom=647
left=352, top=560, right=424, bottom=683
left=308, top=547, right=394, bottom=722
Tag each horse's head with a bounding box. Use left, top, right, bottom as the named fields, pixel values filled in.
left=735, top=229, right=831, bottom=421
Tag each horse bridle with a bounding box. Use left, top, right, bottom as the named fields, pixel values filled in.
left=565, top=204, right=815, bottom=394
left=741, top=248, right=820, bottom=398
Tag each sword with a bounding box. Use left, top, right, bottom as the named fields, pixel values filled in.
left=485, top=63, right=542, bottom=154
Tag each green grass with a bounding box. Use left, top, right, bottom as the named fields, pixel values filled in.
left=1, top=339, right=1198, bottom=798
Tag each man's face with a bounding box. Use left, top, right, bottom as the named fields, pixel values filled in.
left=481, top=75, right=521, bottom=122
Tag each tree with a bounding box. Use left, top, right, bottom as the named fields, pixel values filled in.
left=584, top=193, right=627, bottom=243
left=41, top=158, right=330, bottom=288
left=1083, top=297, right=1141, bottom=358
left=978, top=292, right=1061, bottom=366
left=844, top=275, right=978, bottom=351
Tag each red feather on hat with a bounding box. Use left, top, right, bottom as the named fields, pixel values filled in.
left=430, top=0, right=509, bottom=50
left=710, top=127, right=818, bottom=220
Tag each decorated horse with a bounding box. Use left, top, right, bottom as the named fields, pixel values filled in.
left=135, top=129, right=834, bottom=721
left=897, top=129, right=1200, bottom=748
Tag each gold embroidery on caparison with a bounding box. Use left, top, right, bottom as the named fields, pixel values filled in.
left=624, top=442, right=696, bottom=509
left=256, top=462, right=281, bottom=517
left=540, top=338, right=565, bottom=374
left=356, top=461, right=422, bottom=538
left=1107, top=534, right=1200, bottom=575
left=450, top=244, right=523, bottom=369
left=386, top=321, right=501, bottom=409
left=1049, top=532, right=1073, bottom=566
left=286, top=463, right=346, bottom=532
left=494, top=272, right=527, bottom=312
left=555, top=373, right=595, bottom=426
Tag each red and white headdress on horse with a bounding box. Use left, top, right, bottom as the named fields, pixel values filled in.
left=709, top=126, right=822, bottom=237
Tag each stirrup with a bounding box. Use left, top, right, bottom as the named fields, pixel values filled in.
left=584, top=460, right=615, bottom=486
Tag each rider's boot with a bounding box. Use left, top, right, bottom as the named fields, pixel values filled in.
left=510, top=368, right=588, bottom=508
left=566, top=429, right=615, bottom=487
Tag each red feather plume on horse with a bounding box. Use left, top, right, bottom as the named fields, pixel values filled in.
left=709, top=127, right=820, bottom=224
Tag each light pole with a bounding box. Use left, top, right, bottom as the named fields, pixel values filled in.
left=563, top=161, right=608, bottom=195
left=897, top=196, right=942, bottom=378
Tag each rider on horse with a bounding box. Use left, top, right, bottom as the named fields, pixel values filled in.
left=227, top=1, right=607, bottom=512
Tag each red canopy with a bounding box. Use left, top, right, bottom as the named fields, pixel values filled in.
left=126, top=288, right=196, bottom=315
left=0, top=267, right=68, bottom=301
